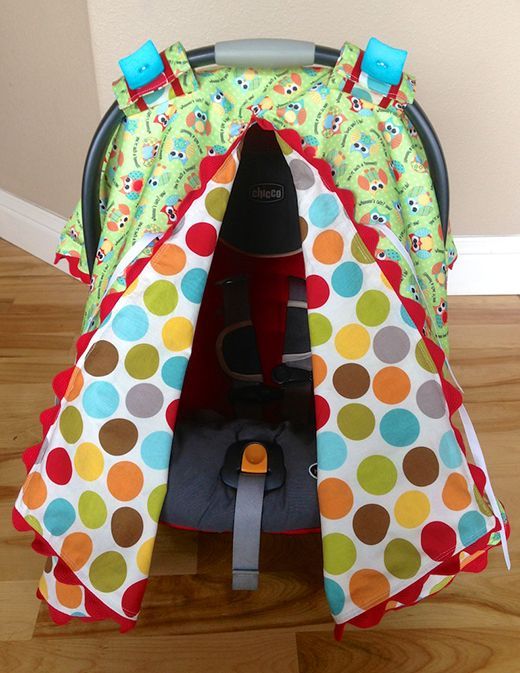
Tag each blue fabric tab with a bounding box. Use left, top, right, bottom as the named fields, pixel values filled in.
left=362, top=37, right=407, bottom=86
left=119, top=40, right=164, bottom=90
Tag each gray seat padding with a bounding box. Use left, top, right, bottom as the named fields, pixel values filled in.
left=160, top=415, right=319, bottom=533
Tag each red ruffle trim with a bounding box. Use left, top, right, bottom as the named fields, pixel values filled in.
left=54, top=252, right=92, bottom=285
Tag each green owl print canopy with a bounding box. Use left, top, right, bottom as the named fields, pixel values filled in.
left=14, top=40, right=509, bottom=638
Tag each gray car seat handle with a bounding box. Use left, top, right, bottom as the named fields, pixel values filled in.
left=215, top=39, right=316, bottom=68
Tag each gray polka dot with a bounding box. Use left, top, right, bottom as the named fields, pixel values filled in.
left=125, top=383, right=164, bottom=418
left=416, top=381, right=446, bottom=419
left=373, top=326, right=411, bottom=364
left=289, top=159, right=315, bottom=190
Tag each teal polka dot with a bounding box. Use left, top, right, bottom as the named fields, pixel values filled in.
left=458, top=511, right=487, bottom=546
left=43, top=498, right=76, bottom=536
left=141, top=431, right=171, bottom=470
left=440, top=431, right=462, bottom=468
left=161, top=356, right=188, bottom=389
left=309, top=194, right=339, bottom=228
left=400, top=304, right=415, bottom=328
left=83, top=382, right=119, bottom=418
left=112, top=306, right=149, bottom=341
left=380, top=409, right=420, bottom=447
left=331, top=262, right=363, bottom=297
left=181, top=268, right=207, bottom=304
left=317, top=431, right=347, bottom=470
left=324, top=578, right=345, bottom=616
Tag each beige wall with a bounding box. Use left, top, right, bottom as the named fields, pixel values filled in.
left=0, top=1, right=99, bottom=217
left=2, top=0, right=519, bottom=235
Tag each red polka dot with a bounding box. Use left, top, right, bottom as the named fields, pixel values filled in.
left=421, top=521, right=457, bottom=561
left=166, top=399, right=179, bottom=430
left=314, top=395, right=330, bottom=430
left=45, top=447, right=72, bottom=485
left=306, top=275, right=330, bottom=309
left=122, top=579, right=148, bottom=617
left=185, top=222, right=217, bottom=256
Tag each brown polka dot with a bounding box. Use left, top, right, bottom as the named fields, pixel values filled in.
left=44, top=556, right=53, bottom=573
left=99, top=419, right=138, bottom=456
left=403, top=446, right=439, bottom=487
left=352, top=504, right=390, bottom=545
left=333, top=364, right=370, bottom=399
left=111, top=507, right=144, bottom=548
left=299, top=216, right=308, bottom=242
left=84, top=340, right=119, bottom=377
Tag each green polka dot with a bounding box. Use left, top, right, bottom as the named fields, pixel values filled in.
left=148, top=484, right=167, bottom=523
left=277, top=137, right=292, bottom=155
left=125, top=344, right=160, bottom=380
left=351, top=234, right=375, bottom=264
left=337, top=404, right=375, bottom=440
left=415, top=340, right=437, bottom=373
left=429, top=576, right=452, bottom=595
left=323, top=533, right=357, bottom=575
left=24, top=515, right=42, bottom=535
left=473, top=485, right=493, bottom=516
left=384, top=538, right=421, bottom=579
left=205, top=188, right=229, bottom=220
left=78, top=491, right=108, bottom=529
left=308, top=313, right=332, bottom=347
left=356, top=290, right=390, bottom=326
left=89, top=551, right=127, bottom=592
left=143, top=280, right=178, bottom=316
left=357, top=455, right=397, bottom=495
left=59, top=406, right=83, bottom=444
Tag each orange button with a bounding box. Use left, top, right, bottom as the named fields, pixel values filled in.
left=241, top=442, right=268, bottom=474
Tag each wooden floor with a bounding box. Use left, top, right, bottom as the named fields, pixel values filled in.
left=0, top=238, right=518, bottom=673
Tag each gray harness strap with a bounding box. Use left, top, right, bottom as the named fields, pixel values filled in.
left=276, top=276, right=313, bottom=421
left=218, top=276, right=264, bottom=419
left=232, top=470, right=266, bottom=590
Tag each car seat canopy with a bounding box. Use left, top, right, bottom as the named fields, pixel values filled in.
left=14, top=40, right=508, bottom=637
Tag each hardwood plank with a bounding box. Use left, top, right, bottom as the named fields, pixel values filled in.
left=296, top=628, right=518, bottom=673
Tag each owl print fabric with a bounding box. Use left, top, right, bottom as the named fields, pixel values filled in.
left=57, top=41, right=455, bottom=353
left=14, top=40, right=508, bottom=635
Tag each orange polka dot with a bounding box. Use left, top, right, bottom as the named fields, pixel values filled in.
left=385, top=599, right=400, bottom=611
left=55, top=581, right=83, bottom=609
left=380, top=272, right=392, bottom=290
left=213, top=156, right=236, bottom=184
left=64, top=368, right=84, bottom=402
left=373, top=367, right=411, bottom=404
left=107, top=462, right=144, bottom=501
left=151, top=244, right=186, bottom=276
left=312, top=230, right=344, bottom=264
left=61, top=532, right=93, bottom=571
left=312, top=354, right=327, bottom=387
left=349, top=569, right=390, bottom=610
left=38, top=574, right=48, bottom=601
left=442, top=473, right=471, bottom=511
left=22, top=472, right=47, bottom=509
left=318, top=478, right=353, bottom=519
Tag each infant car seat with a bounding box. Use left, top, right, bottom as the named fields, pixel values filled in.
left=13, top=38, right=509, bottom=639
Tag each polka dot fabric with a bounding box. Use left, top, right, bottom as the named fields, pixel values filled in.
left=284, top=145, right=496, bottom=624
left=14, top=152, right=238, bottom=622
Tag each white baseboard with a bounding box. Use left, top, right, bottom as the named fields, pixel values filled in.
left=0, top=188, right=519, bottom=295
left=0, top=188, right=67, bottom=270
left=448, top=235, right=520, bottom=295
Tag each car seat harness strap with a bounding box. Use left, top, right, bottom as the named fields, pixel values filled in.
left=232, top=442, right=267, bottom=590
